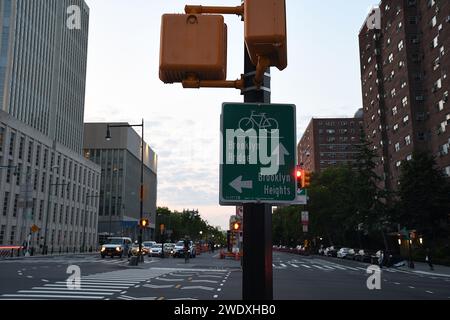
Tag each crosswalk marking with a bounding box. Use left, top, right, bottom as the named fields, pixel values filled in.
left=280, top=263, right=287, bottom=268
left=301, top=264, right=312, bottom=269
left=289, top=263, right=299, bottom=268
left=1, top=294, right=103, bottom=299
left=32, top=287, right=122, bottom=292
left=312, top=265, right=327, bottom=270
left=18, top=290, right=115, bottom=296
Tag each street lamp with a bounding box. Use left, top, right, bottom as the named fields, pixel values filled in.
left=105, top=120, right=146, bottom=263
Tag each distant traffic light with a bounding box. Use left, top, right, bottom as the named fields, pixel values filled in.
left=233, top=222, right=241, bottom=231
left=303, top=170, right=312, bottom=188
left=296, top=166, right=303, bottom=190
left=139, top=219, right=150, bottom=229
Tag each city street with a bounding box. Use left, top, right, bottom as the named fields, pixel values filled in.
left=1, top=251, right=449, bottom=300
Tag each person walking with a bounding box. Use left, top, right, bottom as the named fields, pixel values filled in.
left=378, top=250, right=384, bottom=268
left=425, top=248, right=434, bottom=271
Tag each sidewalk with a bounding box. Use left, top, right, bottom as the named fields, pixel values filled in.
left=397, top=261, right=450, bottom=278
left=0, top=251, right=98, bottom=261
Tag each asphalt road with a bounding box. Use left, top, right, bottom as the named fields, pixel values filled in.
left=0, top=251, right=449, bottom=300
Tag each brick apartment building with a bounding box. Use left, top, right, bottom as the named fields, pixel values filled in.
left=297, top=110, right=364, bottom=173
left=359, top=0, right=450, bottom=190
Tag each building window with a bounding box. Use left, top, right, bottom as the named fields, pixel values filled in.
left=27, top=142, right=33, bottom=163
left=405, top=135, right=411, bottom=146
left=392, top=107, right=398, bottom=115
left=445, top=166, right=450, bottom=177
left=9, top=132, right=15, bottom=156
left=2, top=192, right=9, bottom=216
left=39, top=200, right=44, bottom=221
left=35, top=146, right=41, bottom=167
left=389, top=53, right=394, bottom=63
left=395, top=143, right=401, bottom=152
left=401, top=81, right=407, bottom=89
left=403, top=115, right=410, bottom=124
left=0, top=127, right=5, bottom=153
left=18, top=137, right=25, bottom=160
left=406, top=155, right=413, bottom=161
left=393, top=124, right=399, bottom=131
left=9, top=226, right=16, bottom=245
left=431, top=36, right=439, bottom=49
left=402, top=97, right=408, bottom=107
left=398, top=40, right=404, bottom=51
left=13, top=194, right=18, bottom=217
left=0, top=225, right=5, bottom=245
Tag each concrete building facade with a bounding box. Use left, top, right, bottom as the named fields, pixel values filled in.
left=297, top=111, right=364, bottom=173
left=0, top=0, right=90, bottom=153
left=0, top=110, right=101, bottom=251
left=83, top=123, right=158, bottom=242
left=359, top=0, right=450, bottom=190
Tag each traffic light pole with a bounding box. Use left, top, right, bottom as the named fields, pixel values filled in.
left=242, top=48, right=273, bottom=300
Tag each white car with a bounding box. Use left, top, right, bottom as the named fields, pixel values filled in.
left=337, top=248, right=352, bottom=259
left=149, top=243, right=163, bottom=257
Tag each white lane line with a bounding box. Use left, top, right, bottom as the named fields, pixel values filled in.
left=117, top=297, right=132, bottom=300
left=312, top=265, right=326, bottom=270
left=198, top=275, right=223, bottom=279
left=32, top=287, right=122, bottom=292
left=280, top=263, right=287, bottom=268
left=383, top=269, right=396, bottom=273
left=190, top=280, right=219, bottom=284
left=213, top=295, right=218, bottom=299
left=143, top=284, right=174, bottom=289
left=0, top=294, right=103, bottom=299
left=409, top=286, right=415, bottom=289
left=18, top=290, right=112, bottom=296
left=154, top=277, right=184, bottom=282
left=55, top=281, right=137, bottom=286
left=26, top=276, right=33, bottom=279
left=426, top=291, right=434, bottom=294
left=330, top=265, right=347, bottom=270
left=356, top=267, right=368, bottom=271
left=301, top=264, right=312, bottom=269
left=394, top=282, right=400, bottom=285
left=320, top=266, right=335, bottom=270
left=180, top=286, right=215, bottom=291
left=289, top=263, right=299, bottom=268
left=41, top=279, right=49, bottom=282
left=43, top=284, right=129, bottom=289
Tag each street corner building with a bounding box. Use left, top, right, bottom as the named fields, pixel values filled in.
left=83, top=123, right=158, bottom=242
left=0, top=0, right=101, bottom=253
left=359, top=0, right=450, bottom=190
left=0, top=111, right=101, bottom=253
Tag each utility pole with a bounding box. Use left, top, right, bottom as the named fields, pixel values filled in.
left=242, top=48, right=273, bottom=300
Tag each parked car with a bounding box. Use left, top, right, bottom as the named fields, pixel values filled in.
left=149, top=243, right=163, bottom=257
left=131, top=243, right=150, bottom=256
left=337, top=248, right=352, bottom=259
left=355, top=249, right=374, bottom=263
left=100, top=237, right=132, bottom=259
left=325, top=246, right=339, bottom=257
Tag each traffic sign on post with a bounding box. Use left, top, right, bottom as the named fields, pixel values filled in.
left=220, top=103, right=297, bottom=205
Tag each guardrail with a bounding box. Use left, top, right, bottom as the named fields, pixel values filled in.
left=0, top=246, right=24, bottom=258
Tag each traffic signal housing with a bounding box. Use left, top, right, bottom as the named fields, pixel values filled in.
left=296, top=166, right=303, bottom=190
left=303, top=170, right=312, bottom=188
left=139, top=219, right=150, bottom=229
left=159, top=14, right=227, bottom=83
left=232, top=221, right=242, bottom=232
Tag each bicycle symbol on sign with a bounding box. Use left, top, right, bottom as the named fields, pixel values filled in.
left=238, top=111, right=279, bottom=131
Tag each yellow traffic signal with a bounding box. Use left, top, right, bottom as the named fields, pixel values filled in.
left=303, top=171, right=311, bottom=188
left=233, top=222, right=241, bottom=231
left=139, top=219, right=150, bottom=229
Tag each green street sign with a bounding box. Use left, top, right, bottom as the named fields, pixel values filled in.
left=220, top=103, right=297, bottom=205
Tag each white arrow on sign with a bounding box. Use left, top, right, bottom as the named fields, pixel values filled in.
left=230, top=176, right=253, bottom=194
left=274, top=143, right=290, bottom=166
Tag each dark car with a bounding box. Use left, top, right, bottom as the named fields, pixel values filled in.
left=355, top=249, right=375, bottom=263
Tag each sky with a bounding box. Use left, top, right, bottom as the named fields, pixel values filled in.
left=83, top=0, right=376, bottom=230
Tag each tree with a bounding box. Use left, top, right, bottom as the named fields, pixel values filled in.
left=352, top=131, right=390, bottom=248
left=397, top=152, right=450, bottom=243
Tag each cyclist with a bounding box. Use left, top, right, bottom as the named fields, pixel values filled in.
left=183, top=238, right=190, bottom=263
